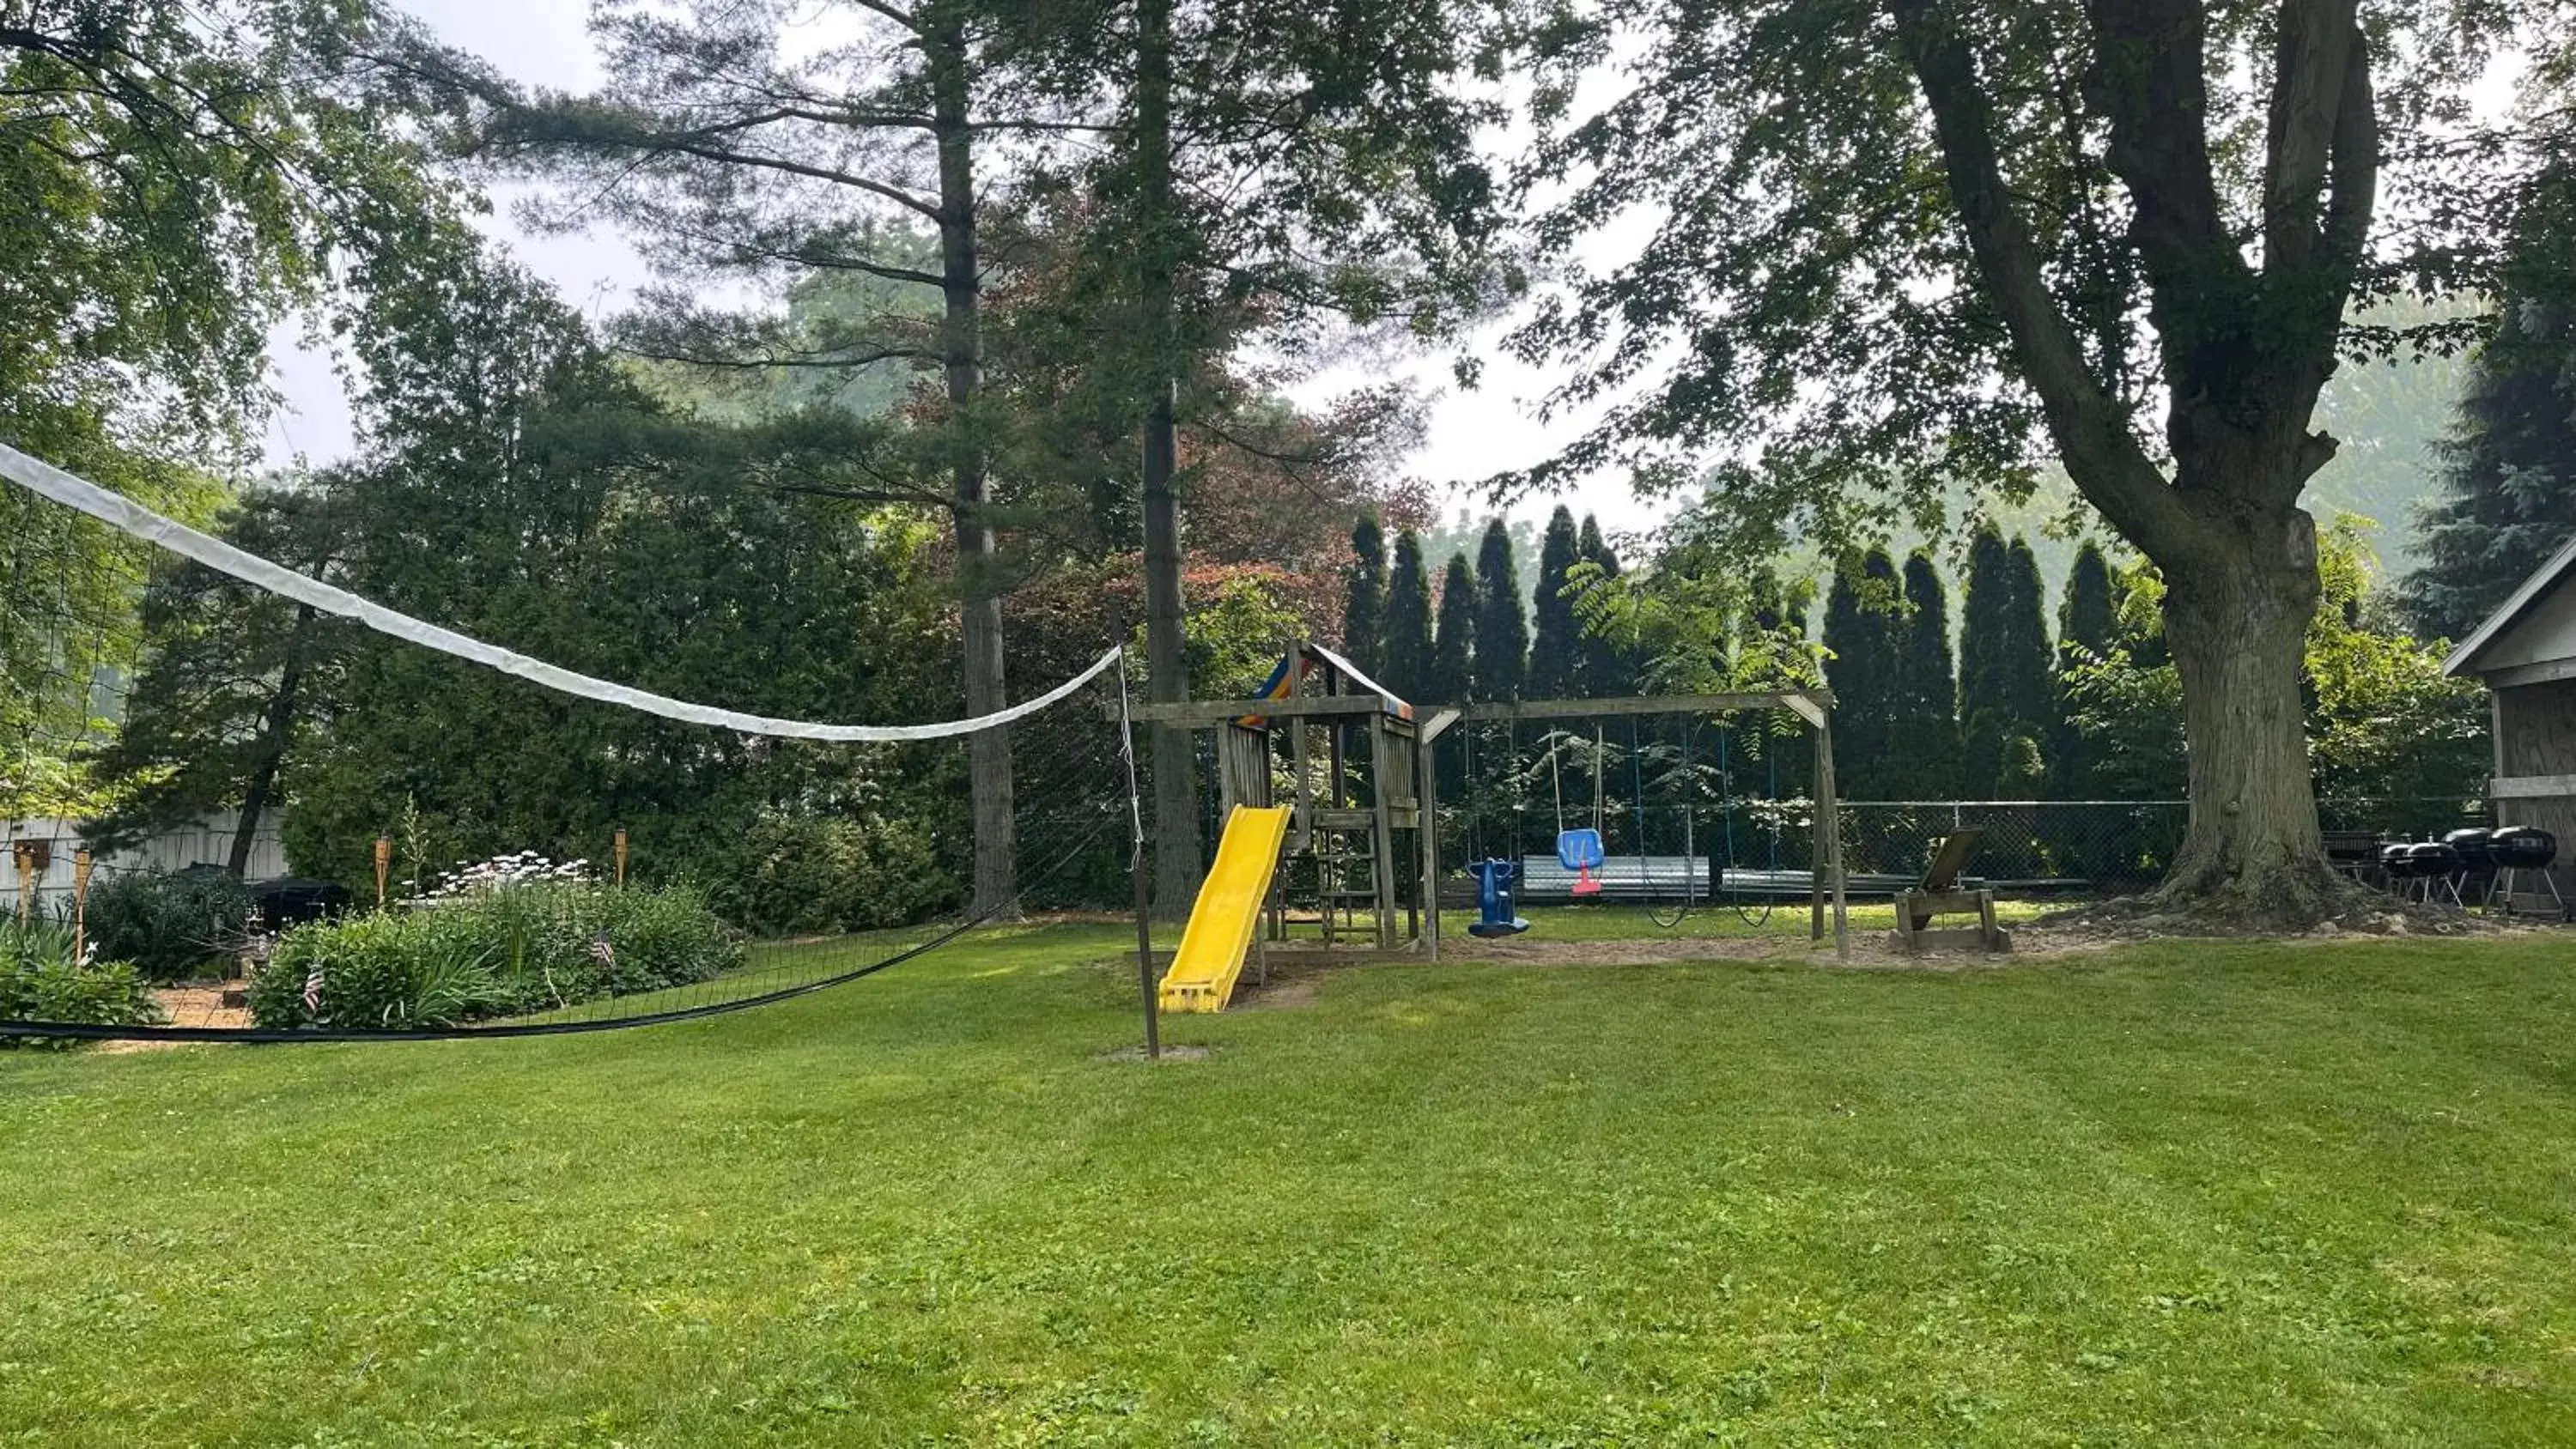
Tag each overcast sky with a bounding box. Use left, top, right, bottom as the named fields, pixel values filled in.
left=259, top=0, right=1678, bottom=541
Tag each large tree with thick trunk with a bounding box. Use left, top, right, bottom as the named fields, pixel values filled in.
left=1516, top=0, right=2554, bottom=924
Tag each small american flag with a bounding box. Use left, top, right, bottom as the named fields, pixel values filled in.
left=302, top=967, right=325, bottom=1016
left=588, top=935, right=616, bottom=967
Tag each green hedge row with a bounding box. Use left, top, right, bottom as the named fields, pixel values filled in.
left=82, top=870, right=254, bottom=983
left=248, top=882, right=743, bottom=1031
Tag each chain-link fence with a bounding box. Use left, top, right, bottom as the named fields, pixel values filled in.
left=1837, top=799, right=2488, bottom=895
left=1463, top=796, right=2496, bottom=901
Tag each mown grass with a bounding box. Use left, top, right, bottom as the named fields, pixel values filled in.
left=6, top=924, right=2576, bottom=1445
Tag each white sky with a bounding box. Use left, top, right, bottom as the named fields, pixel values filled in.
left=257, top=0, right=1674, bottom=540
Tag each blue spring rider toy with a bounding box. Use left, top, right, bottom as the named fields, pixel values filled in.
left=1467, top=858, right=1530, bottom=938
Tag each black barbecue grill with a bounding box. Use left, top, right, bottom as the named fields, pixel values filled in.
left=2488, top=826, right=2566, bottom=918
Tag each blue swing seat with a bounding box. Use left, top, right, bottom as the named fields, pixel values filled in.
left=1556, top=828, right=1605, bottom=870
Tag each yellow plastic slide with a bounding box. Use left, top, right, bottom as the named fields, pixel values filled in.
left=1157, top=804, right=1292, bottom=1014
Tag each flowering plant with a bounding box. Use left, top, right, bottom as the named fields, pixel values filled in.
left=409, top=851, right=593, bottom=905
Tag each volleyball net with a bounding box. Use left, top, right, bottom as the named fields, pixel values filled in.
left=0, top=441, right=1139, bottom=1042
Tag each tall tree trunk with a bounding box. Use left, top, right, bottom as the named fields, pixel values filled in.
left=2151, top=501, right=2342, bottom=922
left=1137, top=0, right=1200, bottom=915
left=229, top=603, right=314, bottom=877
left=928, top=19, right=1016, bottom=918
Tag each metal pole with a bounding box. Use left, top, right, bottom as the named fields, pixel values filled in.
left=1116, top=642, right=1161, bottom=1059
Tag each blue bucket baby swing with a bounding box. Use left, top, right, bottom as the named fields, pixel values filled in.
left=1468, top=725, right=1606, bottom=938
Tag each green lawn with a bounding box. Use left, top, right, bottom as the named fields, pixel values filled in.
left=6, top=925, right=2576, bottom=1445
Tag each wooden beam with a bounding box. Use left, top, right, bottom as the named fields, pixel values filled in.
left=2491, top=773, right=2576, bottom=800
left=2477, top=657, right=2576, bottom=690
left=1128, top=695, right=1389, bottom=724
left=1419, top=707, right=1462, bottom=744
left=1453, top=691, right=1832, bottom=722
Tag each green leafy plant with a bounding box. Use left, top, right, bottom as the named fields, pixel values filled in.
left=0, top=913, right=161, bottom=1046
left=79, top=870, right=253, bottom=983
left=247, top=880, right=742, bottom=1030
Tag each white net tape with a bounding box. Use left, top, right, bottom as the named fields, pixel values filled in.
left=0, top=440, right=1119, bottom=742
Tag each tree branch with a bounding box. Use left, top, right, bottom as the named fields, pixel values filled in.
left=1890, top=0, right=2197, bottom=561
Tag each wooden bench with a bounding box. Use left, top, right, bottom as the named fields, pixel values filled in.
left=1893, top=830, right=2010, bottom=955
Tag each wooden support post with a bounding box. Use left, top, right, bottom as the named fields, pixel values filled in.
left=71, top=847, right=93, bottom=962
left=1419, top=725, right=1440, bottom=962
left=1371, top=722, right=1398, bottom=949
left=1818, top=712, right=1850, bottom=961
left=1810, top=742, right=1827, bottom=943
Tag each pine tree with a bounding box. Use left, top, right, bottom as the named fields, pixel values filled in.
left=1381, top=530, right=1435, bottom=705
left=1473, top=518, right=1528, bottom=701
left=2059, top=543, right=2117, bottom=659
left=1576, top=515, right=1635, bottom=696
left=1887, top=549, right=1960, bottom=798
left=2402, top=161, right=2576, bottom=641
left=1528, top=506, right=1583, bottom=698
left=1431, top=554, right=1479, bottom=704
left=1960, top=530, right=2057, bottom=797
left=1822, top=548, right=1900, bottom=797
left=1959, top=526, right=2014, bottom=797
left=2003, top=537, right=2058, bottom=754
left=2050, top=542, right=2117, bottom=797
left=1344, top=511, right=1387, bottom=677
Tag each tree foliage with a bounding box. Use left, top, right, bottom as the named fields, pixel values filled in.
left=1889, top=549, right=1961, bottom=799
left=2402, top=157, right=2576, bottom=642
left=1345, top=512, right=1388, bottom=676
left=1432, top=554, right=1479, bottom=705
left=1382, top=529, right=1436, bottom=706
left=1528, top=506, right=1583, bottom=699
left=1511, top=0, right=2558, bottom=914
left=2065, top=519, right=2488, bottom=803
left=1473, top=518, right=1528, bottom=701
left=1822, top=548, right=1901, bottom=798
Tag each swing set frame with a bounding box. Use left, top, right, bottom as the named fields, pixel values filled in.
left=1447, top=689, right=1851, bottom=962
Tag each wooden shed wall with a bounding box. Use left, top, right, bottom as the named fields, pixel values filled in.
left=2493, top=678, right=2576, bottom=898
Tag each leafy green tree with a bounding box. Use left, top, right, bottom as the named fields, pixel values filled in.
left=1888, top=550, right=1960, bottom=799
left=1528, top=506, right=1583, bottom=697
left=1431, top=555, right=1479, bottom=705
left=1381, top=530, right=1436, bottom=706
left=2403, top=160, right=2576, bottom=640
left=1822, top=549, right=1900, bottom=797
left=84, top=491, right=351, bottom=874
left=1473, top=518, right=1528, bottom=701
left=0, top=1, right=432, bottom=815
left=1345, top=512, right=1388, bottom=676
left=1513, top=0, right=2548, bottom=919
left=2067, top=520, right=2488, bottom=806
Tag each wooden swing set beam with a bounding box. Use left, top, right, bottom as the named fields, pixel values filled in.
left=1453, top=691, right=1832, bottom=727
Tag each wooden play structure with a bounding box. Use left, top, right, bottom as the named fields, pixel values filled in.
left=1133, top=655, right=1859, bottom=1013
left=1135, top=643, right=1443, bottom=1013
left=1891, top=829, right=2011, bottom=955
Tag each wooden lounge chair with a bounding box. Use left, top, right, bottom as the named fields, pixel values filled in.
left=1893, top=829, right=2010, bottom=955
